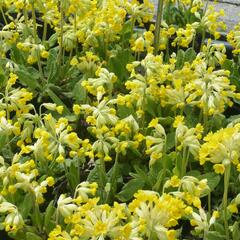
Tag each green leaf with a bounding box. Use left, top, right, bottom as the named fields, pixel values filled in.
left=10, top=46, right=25, bottom=65
left=158, top=116, right=173, bottom=126
left=0, top=135, right=7, bottom=151
left=146, top=97, right=157, bottom=117
left=206, top=231, right=225, bottom=240
left=117, top=105, right=135, bottom=118
left=19, top=193, right=33, bottom=219
left=107, top=159, right=120, bottom=202
left=0, top=66, right=5, bottom=88
left=8, top=230, right=26, bottom=239
left=31, top=204, right=43, bottom=232
left=107, top=49, right=133, bottom=82
left=44, top=201, right=55, bottom=233
left=199, top=172, right=220, bottom=192
left=117, top=178, right=145, bottom=202
left=213, top=222, right=225, bottom=234
left=232, top=221, right=240, bottom=240
left=87, top=165, right=99, bottom=183
left=166, top=132, right=175, bottom=151
left=16, top=66, right=42, bottom=91
left=226, top=114, right=240, bottom=124
left=128, top=145, right=142, bottom=157
left=46, top=48, right=59, bottom=83
left=26, top=232, right=42, bottom=240
left=176, top=50, right=185, bottom=69
left=72, top=80, right=87, bottom=103
left=120, top=20, right=132, bottom=36
left=48, top=33, right=58, bottom=47
left=66, top=161, right=80, bottom=191
left=47, top=88, right=71, bottom=115
left=186, top=170, right=201, bottom=177
left=173, top=152, right=181, bottom=176
left=184, top=48, right=196, bottom=63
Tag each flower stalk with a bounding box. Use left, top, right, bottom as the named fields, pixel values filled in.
left=154, top=0, right=164, bottom=55
left=223, top=163, right=231, bottom=240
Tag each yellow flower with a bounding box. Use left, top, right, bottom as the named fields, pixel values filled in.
left=70, top=57, right=79, bottom=66
left=173, top=115, right=185, bottom=128
left=169, top=175, right=181, bottom=187
left=8, top=185, right=17, bottom=194
left=40, top=50, right=49, bottom=58
left=56, top=154, right=64, bottom=163
left=56, top=106, right=64, bottom=114
left=73, top=104, right=81, bottom=115
left=148, top=118, right=159, bottom=128
left=132, top=37, right=145, bottom=52
left=237, top=163, right=240, bottom=172
left=46, top=177, right=55, bottom=187
left=166, top=229, right=176, bottom=240
left=228, top=203, right=238, bottom=213
left=27, top=55, right=37, bottom=64
left=213, top=164, right=225, bottom=174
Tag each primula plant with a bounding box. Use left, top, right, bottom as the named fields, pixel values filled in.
left=1, top=0, right=240, bottom=239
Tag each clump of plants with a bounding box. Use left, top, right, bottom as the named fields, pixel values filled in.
left=0, top=0, right=240, bottom=239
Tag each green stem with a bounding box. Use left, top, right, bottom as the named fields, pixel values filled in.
left=0, top=7, right=8, bottom=25
left=188, top=0, right=193, bottom=22
left=160, top=143, right=168, bottom=193
left=204, top=0, right=209, bottom=15
left=42, top=19, right=48, bottom=42
left=74, top=13, right=78, bottom=55
left=223, top=163, right=231, bottom=240
left=23, top=8, right=29, bottom=38
left=130, top=17, right=135, bottom=39
left=106, top=152, right=119, bottom=203
left=181, top=147, right=187, bottom=178
left=192, top=33, right=196, bottom=50
left=58, top=0, right=64, bottom=66
left=99, top=157, right=106, bottom=191
left=203, top=229, right=208, bottom=240
left=203, top=112, right=208, bottom=135
left=165, top=40, right=170, bottom=62
left=5, top=89, right=9, bottom=120
left=55, top=209, right=59, bottom=225
left=31, top=5, right=38, bottom=43
left=184, top=149, right=190, bottom=174
left=31, top=4, right=44, bottom=79
left=154, top=0, right=164, bottom=55
left=208, top=192, right=211, bottom=213
left=200, top=28, right=206, bottom=51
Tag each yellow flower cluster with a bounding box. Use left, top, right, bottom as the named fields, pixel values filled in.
left=1, top=1, right=240, bottom=238
left=0, top=156, right=55, bottom=205
left=164, top=175, right=209, bottom=209
left=199, top=124, right=240, bottom=174
left=119, top=51, right=238, bottom=117
left=49, top=188, right=195, bottom=240
left=0, top=198, right=24, bottom=233
left=227, top=22, right=240, bottom=55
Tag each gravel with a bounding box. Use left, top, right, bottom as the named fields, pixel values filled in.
left=151, top=0, right=240, bottom=31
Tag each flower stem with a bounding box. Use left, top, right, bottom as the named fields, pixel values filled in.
left=31, top=4, right=38, bottom=43
left=42, top=19, right=48, bottom=42
left=0, top=7, right=8, bottom=25
left=31, top=5, right=44, bottom=79
left=106, top=152, right=119, bottom=203
left=181, top=146, right=187, bottom=178
left=154, top=0, right=164, bottom=55
left=58, top=0, right=64, bottom=66
left=208, top=192, right=211, bottom=213
left=223, top=164, right=231, bottom=240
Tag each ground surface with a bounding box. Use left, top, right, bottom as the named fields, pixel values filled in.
left=151, top=0, right=240, bottom=31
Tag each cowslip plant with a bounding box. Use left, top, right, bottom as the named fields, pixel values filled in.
left=1, top=0, right=240, bottom=240
left=199, top=124, right=240, bottom=239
